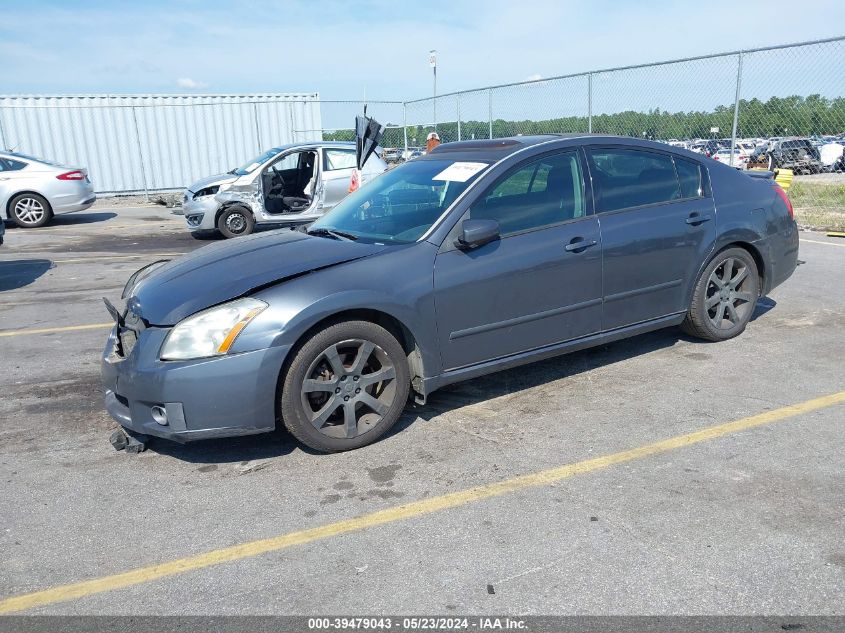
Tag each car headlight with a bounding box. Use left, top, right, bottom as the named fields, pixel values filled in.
left=159, top=298, right=267, bottom=361
left=193, top=185, right=220, bottom=199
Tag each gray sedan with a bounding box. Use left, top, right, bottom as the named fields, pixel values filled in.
left=0, top=151, right=96, bottom=228
left=102, top=134, right=798, bottom=453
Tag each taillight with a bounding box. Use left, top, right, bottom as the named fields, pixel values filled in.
left=57, top=170, right=85, bottom=181
left=774, top=184, right=794, bottom=220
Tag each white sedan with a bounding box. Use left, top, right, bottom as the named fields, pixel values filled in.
left=712, top=148, right=749, bottom=170
left=0, top=152, right=96, bottom=228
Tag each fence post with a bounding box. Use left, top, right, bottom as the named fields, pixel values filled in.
left=130, top=106, right=150, bottom=202
left=729, top=51, right=744, bottom=167
left=403, top=103, right=409, bottom=155
left=587, top=72, right=593, bottom=133
left=252, top=103, right=262, bottom=150
left=457, top=95, right=462, bottom=141
left=488, top=89, right=493, bottom=139
left=0, top=108, right=7, bottom=150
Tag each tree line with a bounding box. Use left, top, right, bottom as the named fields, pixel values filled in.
left=323, top=94, right=845, bottom=147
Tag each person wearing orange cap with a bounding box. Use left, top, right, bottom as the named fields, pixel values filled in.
left=426, top=131, right=441, bottom=153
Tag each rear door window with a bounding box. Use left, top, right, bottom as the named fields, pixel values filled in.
left=674, top=157, right=707, bottom=199
left=324, top=149, right=357, bottom=171
left=0, top=158, right=26, bottom=171
left=587, top=148, right=681, bottom=212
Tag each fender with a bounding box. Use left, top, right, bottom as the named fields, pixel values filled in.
left=232, top=242, right=442, bottom=380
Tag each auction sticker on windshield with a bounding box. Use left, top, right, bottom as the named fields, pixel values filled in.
left=432, top=162, right=488, bottom=182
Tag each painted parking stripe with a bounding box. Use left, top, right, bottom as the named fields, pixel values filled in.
left=799, top=238, right=845, bottom=247
left=1, top=389, right=843, bottom=614
left=0, top=253, right=183, bottom=266
left=0, top=323, right=113, bottom=338
left=53, top=253, right=184, bottom=264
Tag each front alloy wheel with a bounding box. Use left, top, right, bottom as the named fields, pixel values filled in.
left=281, top=321, right=410, bottom=452
left=301, top=339, right=397, bottom=439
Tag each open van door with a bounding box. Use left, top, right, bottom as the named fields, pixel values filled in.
left=349, top=113, right=385, bottom=192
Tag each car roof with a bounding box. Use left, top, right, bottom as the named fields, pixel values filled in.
left=423, top=134, right=698, bottom=162
left=422, top=135, right=568, bottom=162
left=269, top=141, right=357, bottom=152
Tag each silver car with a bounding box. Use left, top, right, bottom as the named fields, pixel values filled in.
left=182, top=141, right=388, bottom=238
left=0, top=152, right=96, bottom=228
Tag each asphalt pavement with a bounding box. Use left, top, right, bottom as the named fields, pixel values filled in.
left=0, top=207, right=843, bottom=615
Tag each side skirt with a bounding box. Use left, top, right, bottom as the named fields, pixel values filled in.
left=420, top=312, right=686, bottom=398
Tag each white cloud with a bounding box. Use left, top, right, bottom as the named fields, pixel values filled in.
left=176, top=77, right=207, bottom=90
left=524, top=73, right=543, bottom=82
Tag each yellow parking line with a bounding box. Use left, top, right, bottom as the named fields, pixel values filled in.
left=800, top=238, right=845, bottom=247
left=0, top=323, right=113, bottom=338
left=1, top=389, right=843, bottom=614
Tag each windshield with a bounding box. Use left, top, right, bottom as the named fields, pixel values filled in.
left=231, top=148, right=281, bottom=176
left=310, top=159, right=490, bottom=244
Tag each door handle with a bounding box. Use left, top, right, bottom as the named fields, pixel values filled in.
left=565, top=239, right=598, bottom=252
left=686, top=213, right=712, bottom=225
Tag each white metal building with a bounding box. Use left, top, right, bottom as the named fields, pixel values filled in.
left=0, top=93, right=322, bottom=194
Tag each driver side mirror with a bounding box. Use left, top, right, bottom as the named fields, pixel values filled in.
left=455, top=218, right=500, bottom=250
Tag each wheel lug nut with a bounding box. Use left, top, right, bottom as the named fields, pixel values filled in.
left=355, top=388, right=361, bottom=394
left=335, top=388, right=341, bottom=394
left=343, top=396, right=349, bottom=401
left=340, top=376, right=346, bottom=381
left=353, top=376, right=359, bottom=381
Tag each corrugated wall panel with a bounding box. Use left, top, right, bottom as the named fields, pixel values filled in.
left=0, top=93, right=322, bottom=193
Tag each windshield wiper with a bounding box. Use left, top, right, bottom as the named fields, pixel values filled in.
left=307, top=227, right=358, bottom=241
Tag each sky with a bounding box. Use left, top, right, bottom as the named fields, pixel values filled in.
left=1, top=0, right=844, bottom=101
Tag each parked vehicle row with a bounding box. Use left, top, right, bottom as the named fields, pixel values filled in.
left=102, top=134, right=798, bottom=453
left=0, top=151, right=96, bottom=228
left=663, top=135, right=845, bottom=173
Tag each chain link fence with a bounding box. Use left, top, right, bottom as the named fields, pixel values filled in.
left=1, top=37, right=843, bottom=225
left=402, top=36, right=845, bottom=228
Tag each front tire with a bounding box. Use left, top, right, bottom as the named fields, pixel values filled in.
left=682, top=247, right=760, bottom=342
left=280, top=321, right=410, bottom=452
left=216, top=205, right=254, bottom=238
left=10, top=193, right=53, bottom=228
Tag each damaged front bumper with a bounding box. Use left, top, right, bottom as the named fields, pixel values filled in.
left=101, top=325, right=289, bottom=442
left=182, top=194, right=220, bottom=231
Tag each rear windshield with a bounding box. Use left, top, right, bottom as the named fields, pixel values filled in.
left=6, top=152, right=62, bottom=167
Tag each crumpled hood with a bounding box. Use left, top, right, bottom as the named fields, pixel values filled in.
left=187, top=172, right=238, bottom=193
left=127, top=230, right=388, bottom=325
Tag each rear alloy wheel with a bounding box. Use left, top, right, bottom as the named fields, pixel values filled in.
left=682, top=247, right=760, bottom=342
left=10, top=193, right=53, bottom=228
left=281, top=321, right=410, bottom=452
left=216, top=205, right=254, bottom=238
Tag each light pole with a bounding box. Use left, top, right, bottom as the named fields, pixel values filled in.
left=429, top=49, right=437, bottom=132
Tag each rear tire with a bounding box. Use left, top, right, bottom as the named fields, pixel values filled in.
left=682, top=247, right=760, bottom=342
left=216, top=205, right=254, bottom=238
left=280, top=320, right=410, bottom=452
left=10, top=193, right=53, bottom=228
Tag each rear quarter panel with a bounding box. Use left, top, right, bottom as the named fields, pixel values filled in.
left=709, top=162, right=798, bottom=294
